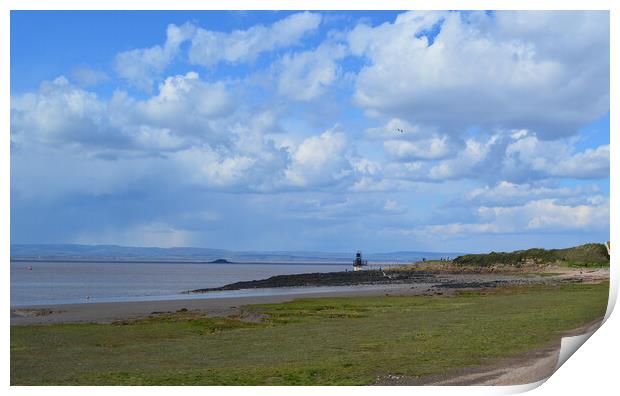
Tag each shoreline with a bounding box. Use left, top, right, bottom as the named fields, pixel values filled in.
left=11, top=276, right=609, bottom=386
left=11, top=267, right=609, bottom=326
left=11, top=258, right=413, bottom=266
left=11, top=283, right=431, bottom=325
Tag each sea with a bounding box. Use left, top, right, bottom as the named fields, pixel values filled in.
left=10, top=260, right=356, bottom=307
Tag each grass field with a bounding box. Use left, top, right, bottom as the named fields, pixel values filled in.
left=11, top=282, right=608, bottom=385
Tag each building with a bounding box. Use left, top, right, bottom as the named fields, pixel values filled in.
left=353, top=251, right=368, bottom=271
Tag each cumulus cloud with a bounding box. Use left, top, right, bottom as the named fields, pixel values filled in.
left=10, top=73, right=236, bottom=154
left=384, top=135, right=455, bottom=161
left=479, top=198, right=609, bottom=232
left=284, top=128, right=352, bottom=188
left=10, top=74, right=260, bottom=194
left=115, top=23, right=196, bottom=91
left=171, top=141, right=289, bottom=191
left=133, top=72, right=236, bottom=143
left=10, top=76, right=115, bottom=148
left=464, top=181, right=598, bottom=207
left=114, top=12, right=322, bottom=91
left=189, top=12, right=322, bottom=67
left=387, top=129, right=609, bottom=183
left=412, top=197, right=609, bottom=237
left=349, top=10, right=609, bottom=138
left=275, top=43, right=346, bottom=101
left=10, top=73, right=369, bottom=196
left=11, top=11, right=610, bottom=250
left=504, top=135, right=609, bottom=179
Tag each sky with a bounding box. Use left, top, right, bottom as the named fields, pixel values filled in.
left=10, top=10, right=610, bottom=253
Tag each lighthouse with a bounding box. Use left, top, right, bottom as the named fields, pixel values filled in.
left=353, top=251, right=368, bottom=271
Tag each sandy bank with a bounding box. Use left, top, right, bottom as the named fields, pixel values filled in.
left=11, top=283, right=432, bottom=325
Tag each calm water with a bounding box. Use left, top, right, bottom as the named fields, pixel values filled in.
left=10, top=261, right=351, bottom=307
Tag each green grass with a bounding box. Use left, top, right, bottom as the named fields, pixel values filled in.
left=557, top=261, right=610, bottom=269
left=11, top=282, right=609, bottom=385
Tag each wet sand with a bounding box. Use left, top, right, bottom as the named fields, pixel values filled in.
left=11, top=283, right=433, bottom=325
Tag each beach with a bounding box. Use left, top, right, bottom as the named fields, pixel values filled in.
left=10, top=265, right=610, bottom=385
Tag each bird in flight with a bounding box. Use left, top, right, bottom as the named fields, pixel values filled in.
left=396, top=128, right=404, bottom=133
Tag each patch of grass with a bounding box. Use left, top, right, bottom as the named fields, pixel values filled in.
left=558, top=261, right=610, bottom=269
left=112, top=310, right=258, bottom=334
left=11, top=282, right=608, bottom=385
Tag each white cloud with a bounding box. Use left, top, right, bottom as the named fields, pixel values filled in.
left=275, top=43, right=346, bottom=101
left=384, top=135, right=454, bottom=161
left=135, top=72, right=235, bottom=135
left=286, top=195, right=406, bottom=220
left=505, top=136, right=609, bottom=179
left=249, top=109, right=283, bottom=135
left=188, top=12, right=322, bottom=67
left=477, top=198, right=610, bottom=232
left=465, top=181, right=594, bottom=207
left=11, top=73, right=236, bottom=154
left=170, top=138, right=289, bottom=192
left=174, top=147, right=256, bottom=188
left=412, top=197, right=609, bottom=237
left=284, top=128, right=352, bottom=187
left=10, top=76, right=111, bottom=148
left=131, top=125, right=188, bottom=151
left=387, top=130, right=609, bottom=183
left=349, top=177, right=417, bottom=193
left=115, top=23, right=196, bottom=91
left=427, top=137, right=492, bottom=180
left=349, top=11, right=609, bottom=138
left=350, top=157, right=381, bottom=176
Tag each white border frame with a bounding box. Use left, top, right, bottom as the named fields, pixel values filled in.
left=2, top=2, right=616, bottom=395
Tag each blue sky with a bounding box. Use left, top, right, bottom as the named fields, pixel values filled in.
left=10, top=10, right=610, bottom=253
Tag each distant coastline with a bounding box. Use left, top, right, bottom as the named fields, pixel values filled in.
left=10, top=258, right=353, bottom=265
left=10, top=243, right=463, bottom=264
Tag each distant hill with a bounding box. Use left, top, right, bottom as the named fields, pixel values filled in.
left=453, top=243, right=609, bottom=267
left=10, top=244, right=461, bottom=264
left=209, top=259, right=233, bottom=264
